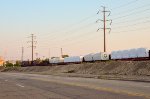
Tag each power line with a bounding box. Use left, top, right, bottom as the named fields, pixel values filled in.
left=39, top=22, right=96, bottom=44
left=113, top=19, right=150, bottom=29
left=112, top=26, right=150, bottom=34
left=58, top=34, right=100, bottom=49
left=111, top=0, right=139, bottom=10
left=38, top=29, right=101, bottom=49
left=40, top=30, right=97, bottom=48
left=57, top=23, right=95, bottom=40
left=113, top=15, right=150, bottom=25
left=113, top=3, right=150, bottom=16
left=38, top=14, right=97, bottom=39
left=60, top=33, right=104, bottom=50
left=113, top=8, right=150, bottom=20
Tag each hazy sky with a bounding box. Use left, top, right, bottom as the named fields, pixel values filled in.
left=0, top=0, right=150, bottom=60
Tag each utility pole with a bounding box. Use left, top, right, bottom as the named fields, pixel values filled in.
left=21, top=47, right=24, bottom=62
left=35, top=52, right=38, bottom=59
left=4, top=49, right=7, bottom=61
left=48, top=48, right=51, bottom=59
left=97, top=6, right=112, bottom=52
left=28, top=34, right=37, bottom=65
left=61, top=48, right=63, bottom=58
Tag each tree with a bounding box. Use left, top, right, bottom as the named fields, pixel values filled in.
left=5, top=61, right=13, bottom=67
left=14, top=61, right=21, bottom=67
left=62, top=55, right=69, bottom=58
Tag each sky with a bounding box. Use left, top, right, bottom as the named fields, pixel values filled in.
left=0, top=0, right=150, bottom=61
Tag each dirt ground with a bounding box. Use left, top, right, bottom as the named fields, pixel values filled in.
left=1, top=60, right=150, bottom=81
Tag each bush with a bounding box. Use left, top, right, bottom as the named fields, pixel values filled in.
left=5, top=62, right=13, bottom=67
left=14, top=61, right=21, bottom=67
left=5, top=61, right=21, bottom=68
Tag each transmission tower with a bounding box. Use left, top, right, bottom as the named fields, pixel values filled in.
left=97, top=6, right=112, bottom=52
left=28, top=34, right=37, bottom=65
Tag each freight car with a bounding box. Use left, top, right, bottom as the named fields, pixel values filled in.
left=111, top=48, right=150, bottom=61
left=64, top=56, right=83, bottom=64
left=50, top=57, right=64, bottom=65
left=93, top=52, right=110, bottom=61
